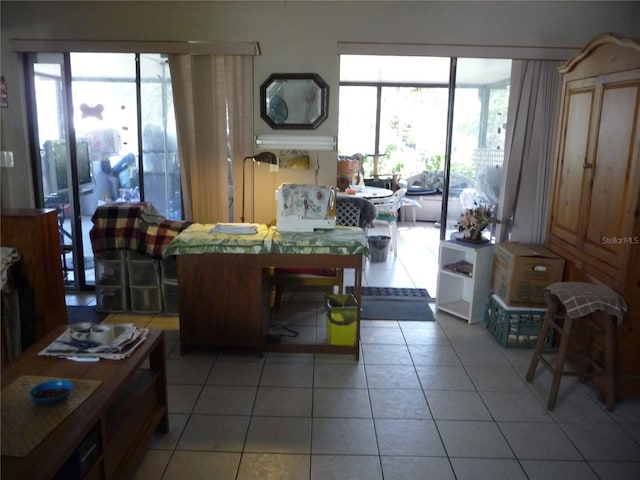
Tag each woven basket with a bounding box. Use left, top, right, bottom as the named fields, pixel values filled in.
left=337, top=159, right=362, bottom=178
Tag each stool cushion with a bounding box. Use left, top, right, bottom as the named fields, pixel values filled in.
left=545, top=282, right=628, bottom=324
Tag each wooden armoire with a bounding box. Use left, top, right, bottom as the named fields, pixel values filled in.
left=545, top=34, right=640, bottom=399
left=1, top=209, right=68, bottom=351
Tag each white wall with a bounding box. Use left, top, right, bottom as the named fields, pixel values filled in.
left=1, top=1, right=637, bottom=220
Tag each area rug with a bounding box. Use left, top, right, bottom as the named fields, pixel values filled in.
left=345, top=287, right=435, bottom=321
left=66, top=305, right=108, bottom=325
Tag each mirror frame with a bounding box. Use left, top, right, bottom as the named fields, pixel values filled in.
left=260, top=73, right=329, bottom=130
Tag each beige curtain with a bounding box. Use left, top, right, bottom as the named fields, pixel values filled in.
left=497, top=60, right=562, bottom=244
left=169, top=54, right=253, bottom=223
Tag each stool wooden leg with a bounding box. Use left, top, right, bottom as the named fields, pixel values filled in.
left=604, top=316, right=617, bottom=411
left=548, top=315, right=573, bottom=410
left=526, top=302, right=557, bottom=382
left=578, top=315, right=594, bottom=384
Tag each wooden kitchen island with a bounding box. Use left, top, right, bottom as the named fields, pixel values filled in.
left=164, top=224, right=368, bottom=359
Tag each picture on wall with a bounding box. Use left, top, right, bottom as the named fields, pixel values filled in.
left=279, top=150, right=310, bottom=169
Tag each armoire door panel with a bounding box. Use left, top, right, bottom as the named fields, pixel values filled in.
left=549, top=85, right=595, bottom=246
left=582, top=77, right=640, bottom=269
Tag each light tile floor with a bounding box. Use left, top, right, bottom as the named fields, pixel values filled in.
left=67, top=222, right=640, bottom=480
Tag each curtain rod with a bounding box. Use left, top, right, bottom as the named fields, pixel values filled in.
left=338, top=42, right=578, bottom=61
left=11, top=39, right=260, bottom=56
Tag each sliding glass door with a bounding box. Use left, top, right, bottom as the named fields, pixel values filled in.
left=26, top=52, right=181, bottom=291
left=139, top=54, right=181, bottom=220
left=449, top=58, right=510, bottom=234
left=338, top=55, right=511, bottom=239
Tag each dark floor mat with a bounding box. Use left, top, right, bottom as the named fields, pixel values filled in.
left=360, top=297, right=435, bottom=321
left=346, top=286, right=432, bottom=299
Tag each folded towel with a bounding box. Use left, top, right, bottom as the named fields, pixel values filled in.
left=1, top=247, right=21, bottom=290
left=210, top=223, right=259, bottom=235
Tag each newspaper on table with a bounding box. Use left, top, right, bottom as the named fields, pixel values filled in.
left=39, top=324, right=150, bottom=360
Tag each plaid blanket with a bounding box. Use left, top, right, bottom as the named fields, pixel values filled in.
left=90, top=202, right=191, bottom=259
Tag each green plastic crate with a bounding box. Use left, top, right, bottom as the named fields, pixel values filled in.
left=486, top=294, right=548, bottom=348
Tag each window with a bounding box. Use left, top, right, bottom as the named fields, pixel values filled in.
left=338, top=54, right=511, bottom=233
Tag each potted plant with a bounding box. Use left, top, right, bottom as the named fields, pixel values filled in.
left=457, top=203, right=499, bottom=242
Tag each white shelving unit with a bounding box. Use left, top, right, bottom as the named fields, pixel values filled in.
left=436, top=239, right=495, bottom=324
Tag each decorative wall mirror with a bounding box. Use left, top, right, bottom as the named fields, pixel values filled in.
left=260, top=73, right=329, bottom=130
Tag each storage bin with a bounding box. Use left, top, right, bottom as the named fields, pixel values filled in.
left=162, top=279, right=179, bottom=316
left=126, top=250, right=152, bottom=261
left=94, top=249, right=125, bottom=262
left=162, top=255, right=178, bottom=282
left=325, top=293, right=358, bottom=346
left=96, top=286, right=128, bottom=313
left=127, top=253, right=161, bottom=286
left=95, top=258, right=126, bottom=286
left=368, top=235, right=390, bottom=263
left=486, top=294, right=548, bottom=347
left=130, top=286, right=163, bottom=313
left=95, top=249, right=126, bottom=286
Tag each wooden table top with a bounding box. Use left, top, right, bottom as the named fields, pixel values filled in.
left=1, top=326, right=164, bottom=479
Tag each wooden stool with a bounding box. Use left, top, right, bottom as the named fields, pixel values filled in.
left=525, top=282, right=627, bottom=411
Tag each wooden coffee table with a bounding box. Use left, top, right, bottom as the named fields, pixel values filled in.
left=1, top=326, right=168, bottom=480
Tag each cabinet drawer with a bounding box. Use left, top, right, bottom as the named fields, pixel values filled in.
left=162, top=255, right=178, bottom=282
left=54, top=426, right=101, bottom=480
left=162, top=280, right=179, bottom=316
left=96, top=286, right=128, bottom=313
left=104, top=370, right=160, bottom=478
left=95, top=259, right=126, bottom=286
left=130, top=286, right=163, bottom=313
left=128, top=258, right=161, bottom=286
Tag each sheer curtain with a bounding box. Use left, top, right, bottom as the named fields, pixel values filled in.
left=497, top=60, right=562, bottom=244
left=169, top=54, right=253, bottom=223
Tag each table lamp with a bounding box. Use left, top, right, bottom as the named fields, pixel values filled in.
left=242, top=151, right=278, bottom=223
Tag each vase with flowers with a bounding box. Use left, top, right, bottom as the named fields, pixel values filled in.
left=457, top=203, right=499, bottom=243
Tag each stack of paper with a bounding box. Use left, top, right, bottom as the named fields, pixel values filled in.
left=38, top=324, right=150, bottom=360
left=209, top=223, right=259, bottom=235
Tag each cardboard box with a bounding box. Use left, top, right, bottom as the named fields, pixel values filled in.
left=491, top=243, right=565, bottom=307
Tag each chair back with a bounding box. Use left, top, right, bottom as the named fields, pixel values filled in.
left=337, top=197, right=377, bottom=228
left=374, top=188, right=407, bottom=217
left=337, top=198, right=361, bottom=227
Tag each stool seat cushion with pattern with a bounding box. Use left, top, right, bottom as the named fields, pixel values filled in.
left=545, top=282, right=628, bottom=324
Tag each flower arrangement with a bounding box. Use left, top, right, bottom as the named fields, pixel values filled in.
left=457, top=203, right=499, bottom=240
